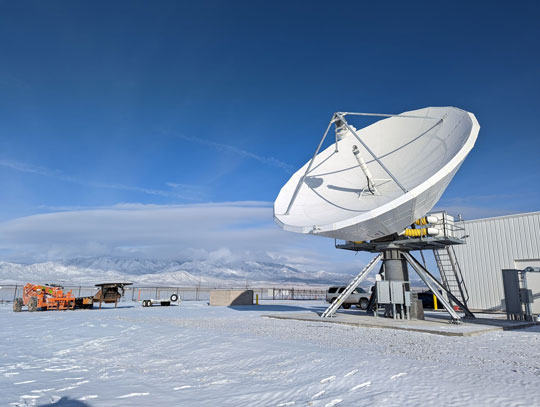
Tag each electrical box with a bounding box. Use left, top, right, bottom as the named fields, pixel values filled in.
left=519, top=288, right=533, bottom=304
left=404, top=291, right=411, bottom=307
left=525, top=272, right=540, bottom=313
left=502, top=269, right=522, bottom=314
left=390, top=281, right=404, bottom=304
left=502, top=267, right=540, bottom=321
left=376, top=281, right=391, bottom=303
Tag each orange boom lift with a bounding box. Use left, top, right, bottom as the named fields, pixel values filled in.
left=13, top=283, right=76, bottom=312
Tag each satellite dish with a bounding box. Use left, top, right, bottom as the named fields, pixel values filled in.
left=274, top=107, right=480, bottom=241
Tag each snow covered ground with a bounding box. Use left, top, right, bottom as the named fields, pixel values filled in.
left=1, top=300, right=539, bottom=407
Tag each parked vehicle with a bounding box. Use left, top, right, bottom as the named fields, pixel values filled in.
left=326, top=286, right=371, bottom=310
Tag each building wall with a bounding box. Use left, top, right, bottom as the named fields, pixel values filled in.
left=452, top=211, right=540, bottom=311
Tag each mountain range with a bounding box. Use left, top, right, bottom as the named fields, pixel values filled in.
left=0, top=256, right=351, bottom=287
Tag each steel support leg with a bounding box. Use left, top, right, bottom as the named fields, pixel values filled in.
left=404, top=252, right=461, bottom=322
left=321, top=253, right=382, bottom=318
left=406, top=252, right=475, bottom=319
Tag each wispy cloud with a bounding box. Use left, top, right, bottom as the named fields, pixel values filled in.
left=0, top=158, right=58, bottom=177
left=0, top=158, right=206, bottom=201
left=0, top=202, right=362, bottom=271
left=175, top=134, right=295, bottom=173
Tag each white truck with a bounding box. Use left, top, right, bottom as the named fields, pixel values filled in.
left=326, top=286, right=371, bottom=310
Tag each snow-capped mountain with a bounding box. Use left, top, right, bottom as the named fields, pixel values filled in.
left=0, top=257, right=351, bottom=287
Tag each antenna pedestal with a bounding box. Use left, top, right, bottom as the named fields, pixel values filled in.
left=380, top=250, right=410, bottom=319
left=323, top=232, right=475, bottom=322
left=382, top=249, right=409, bottom=287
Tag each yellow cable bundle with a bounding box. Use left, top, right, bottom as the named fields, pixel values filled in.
left=402, top=228, right=429, bottom=237
left=415, top=215, right=439, bottom=226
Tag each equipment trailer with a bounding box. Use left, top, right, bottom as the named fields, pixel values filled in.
left=142, top=294, right=180, bottom=307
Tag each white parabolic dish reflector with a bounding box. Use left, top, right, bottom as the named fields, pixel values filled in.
left=274, top=107, right=480, bottom=241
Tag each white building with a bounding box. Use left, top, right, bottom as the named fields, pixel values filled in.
left=452, top=211, right=540, bottom=311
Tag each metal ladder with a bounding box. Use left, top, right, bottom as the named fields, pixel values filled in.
left=433, top=246, right=471, bottom=313
left=321, top=253, right=382, bottom=318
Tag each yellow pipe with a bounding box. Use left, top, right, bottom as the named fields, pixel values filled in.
left=433, top=294, right=438, bottom=310
left=415, top=217, right=428, bottom=226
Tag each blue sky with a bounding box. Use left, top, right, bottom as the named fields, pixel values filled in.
left=0, top=1, right=539, bottom=264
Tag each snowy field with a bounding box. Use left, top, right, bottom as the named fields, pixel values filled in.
left=1, top=301, right=539, bottom=407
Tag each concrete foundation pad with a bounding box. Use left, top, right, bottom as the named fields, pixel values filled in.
left=264, top=311, right=537, bottom=337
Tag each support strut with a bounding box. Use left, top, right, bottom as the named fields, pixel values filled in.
left=404, top=252, right=475, bottom=320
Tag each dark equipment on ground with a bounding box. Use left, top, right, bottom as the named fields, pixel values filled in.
left=75, top=296, right=94, bottom=309
left=94, top=283, right=132, bottom=308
